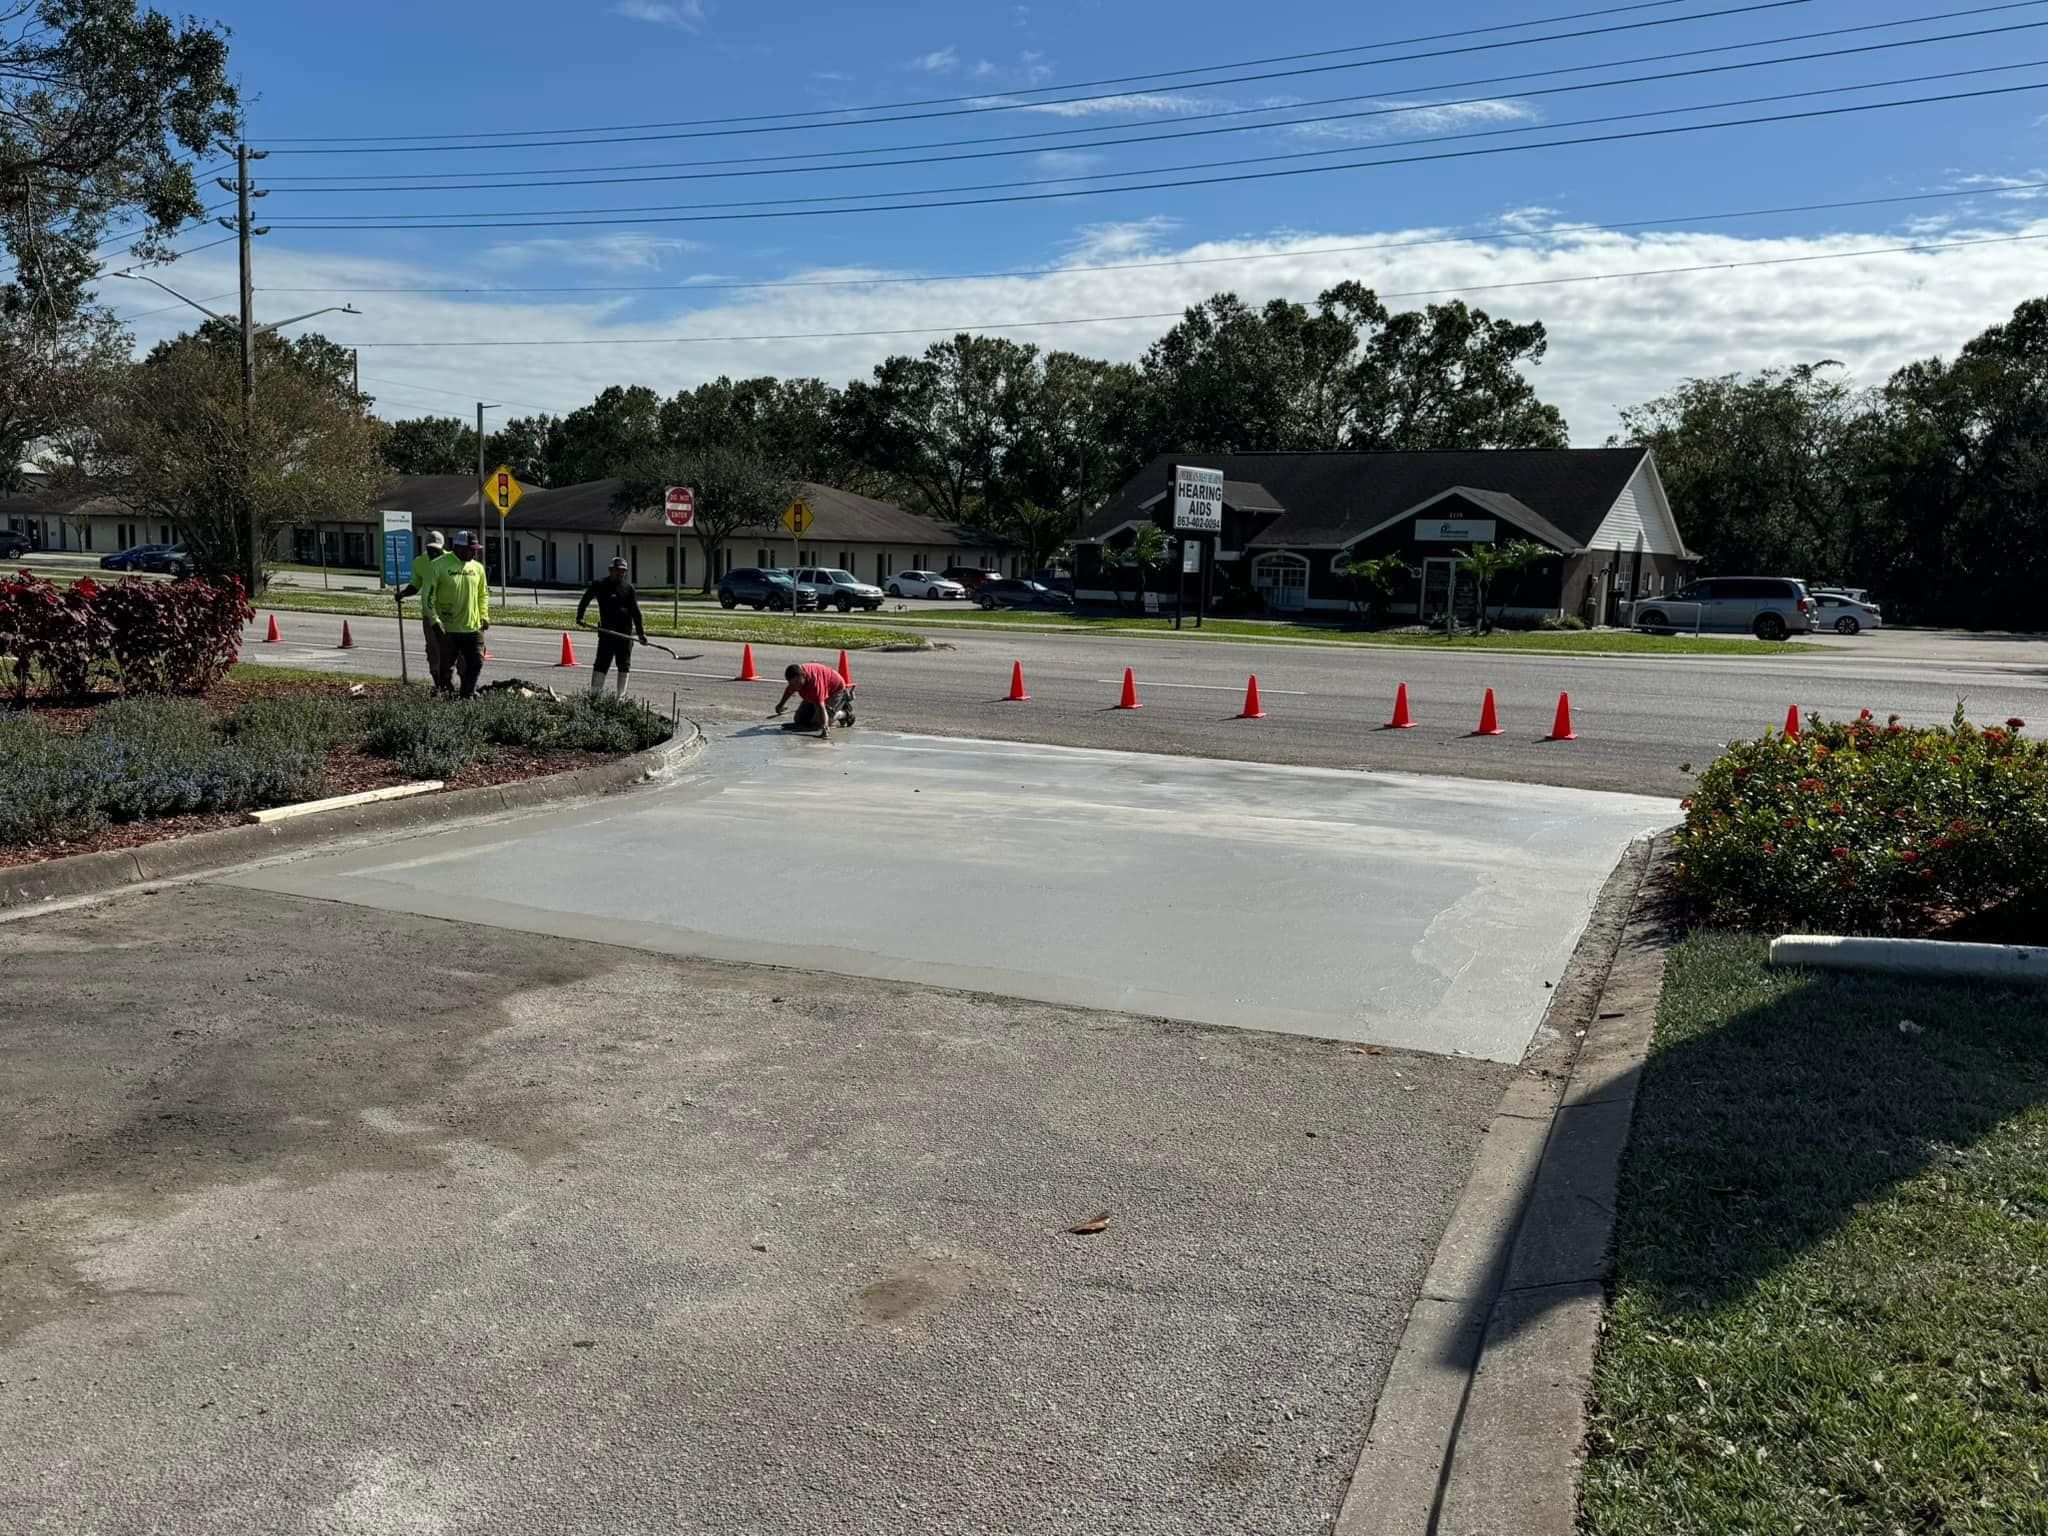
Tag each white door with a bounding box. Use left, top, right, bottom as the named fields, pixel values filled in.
left=1253, top=554, right=1308, bottom=611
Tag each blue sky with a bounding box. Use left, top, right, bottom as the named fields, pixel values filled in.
left=105, top=0, right=2048, bottom=438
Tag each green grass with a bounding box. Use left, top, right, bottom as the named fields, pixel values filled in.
left=257, top=589, right=927, bottom=652
left=226, top=661, right=391, bottom=687
left=1581, top=933, right=2048, bottom=1535
left=266, top=561, right=378, bottom=577
left=851, top=607, right=1789, bottom=656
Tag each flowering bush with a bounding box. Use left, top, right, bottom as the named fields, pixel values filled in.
left=0, top=572, right=248, bottom=701
left=1674, top=706, right=2048, bottom=932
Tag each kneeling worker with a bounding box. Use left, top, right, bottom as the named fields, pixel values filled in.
left=429, top=530, right=491, bottom=698
left=575, top=557, right=647, bottom=695
left=773, top=661, right=854, bottom=739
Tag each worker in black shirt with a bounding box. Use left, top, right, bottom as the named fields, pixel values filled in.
left=575, top=558, right=649, bottom=694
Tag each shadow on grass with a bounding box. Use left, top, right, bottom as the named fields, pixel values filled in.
left=1606, top=935, right=2048, bottom=1317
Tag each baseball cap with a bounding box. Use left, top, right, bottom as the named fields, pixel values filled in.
left=452, top=530, right=473, bottom=549
left=610, top=557, right=629, bottom=571
left=425, top=530, right=445, bottom=549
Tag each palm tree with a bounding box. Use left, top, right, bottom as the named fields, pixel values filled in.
left=1112, top=523, right=1171, bottom=613
left=1340, top=555, right=1411, bottom=626
left=1457, top=539, right=1553, bottom=631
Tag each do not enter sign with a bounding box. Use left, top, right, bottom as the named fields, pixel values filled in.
left=664, top=486, right=696, bottom=527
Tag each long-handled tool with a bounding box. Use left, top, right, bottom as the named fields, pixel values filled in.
left=579, top=622, right=701, bottom=662
left=395, top=594, right=409, bottom=684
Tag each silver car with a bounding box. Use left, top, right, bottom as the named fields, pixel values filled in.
left=1633, top=576, right=1815, bottom=641
left=793, top=566, right=885, bottom=612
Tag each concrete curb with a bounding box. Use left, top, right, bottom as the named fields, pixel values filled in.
left=1337, top=833, right=1675, bottom=1536
left=0, top=721, right=705, bottom=914
left=1770, top=934, right=2045, bottom=982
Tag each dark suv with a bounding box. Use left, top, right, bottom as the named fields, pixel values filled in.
left=0, top=529, right=30, bottom=560
left=718, top=567, right=817, bottom=611
left=976, top=577, right=1074, bottom=612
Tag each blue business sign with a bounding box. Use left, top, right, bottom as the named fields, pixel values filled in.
left=380, top=510, right=414, bottom=589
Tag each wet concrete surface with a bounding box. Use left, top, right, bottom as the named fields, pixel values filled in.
left=0, top=885, right=1507, bottom=1535
left=220, top=728, right=1676, bottom=1062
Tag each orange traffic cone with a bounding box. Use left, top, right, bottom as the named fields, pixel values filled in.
left=1116, top=667, right=1141, bottom=709
left=1006, top=661, right=1031, bottom=702
left=557, top=632, right=578, bottom=668
left=1239, top=675, right=1265, bottom=719
left=338, top=621, right=354, bottom=650
left=1384, top=682, right=1415, bottom=730
left=1784, top=704, right=1801, bottom=738
left=838, top=649, right=853, bottom=685
left=263, top=614, right=281, bottom=644
left=1472, top=688, right=1504, bottom=737
left=1546, top=691, right=1577, bottom=742
left=737, top=643, right=759, bottom=682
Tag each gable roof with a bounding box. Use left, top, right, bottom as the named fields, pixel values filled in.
left=497, top=478, right=992, bottom=548
left=1083, top=448, right=1653, bottom=550
left=1136, top=478, right=1286, bottom=515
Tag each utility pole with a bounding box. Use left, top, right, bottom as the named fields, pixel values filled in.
left=218, top=143, right=269, bottom=591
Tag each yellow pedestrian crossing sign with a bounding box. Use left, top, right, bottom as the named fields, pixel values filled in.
left=486, top=464, right=524, bottom=517
left=782, top=498, right=813, bottom=537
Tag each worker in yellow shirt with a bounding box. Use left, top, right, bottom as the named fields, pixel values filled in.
left=426, top=530, right=491, bottom=698
left=397, top=530, right=459, bottom=682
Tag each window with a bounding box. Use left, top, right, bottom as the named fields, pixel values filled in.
left=629, top=546, right=639, bottom=582
left=756, top=548, right=770, bottom=568
left=876, top=552, right=891, bottom=585
left=838, top=549, right=853, bottom=569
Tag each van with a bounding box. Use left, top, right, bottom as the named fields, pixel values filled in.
left=1633, top=577, right=1814, bottom=640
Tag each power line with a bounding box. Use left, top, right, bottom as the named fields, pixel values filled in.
left=256, top=3, right=2048, bottom=190
left=266, top=0, right=1699, bottom=145
left=113, top=291, right=236, bottom=324
left=102, top=234, right=238, bottom=277
left=263, top=69, right=2048, bottom=227
left=354, top=374, right=558, bottom=415
left=254, top=181, right=2048, bottom=297
left=264, top=0, right=1812, bottom=154
left=342, top=231, right=2048, bottom=350
left=92, top=202, right=240, bottom=258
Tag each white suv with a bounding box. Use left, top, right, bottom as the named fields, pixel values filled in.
left=794, top=567, right=885, bottom=612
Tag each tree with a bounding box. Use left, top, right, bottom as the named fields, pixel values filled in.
left=88, top=324, right=385, bottom=585
left=0, top=300, right=125, bottom=491
left=616, top=444, right=794, bottom=593
left=1615, top=362, right=1875, bottom=587
left=1340, top=554, right=1411, bottom=624
left=1109, top=523, right=1170, bottom=612
left=1457, top=539, right=1553, bottom=630
left=378, top=415, right=474, bottom=476
left=1139, top=283, right=1566, bottom=456
left=3, top=0, right=239, bottom=314
left=548, top=384, right=662, bottom=484
left=489, top=413, right=560, bottom=487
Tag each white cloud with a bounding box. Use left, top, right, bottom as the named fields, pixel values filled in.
left=113, top=212, right=2048, bottom=444
left=1035, top=150, right=1106, bottom=175
left=481, top=234, right=706, bottom=272
left=1285, top=98, right=1541, bottom=145
left=909, top=46, right=959, bottom=74
left=1020, top=91, right=1207, bottom=119
left=610, top=0, right=704, bottom=27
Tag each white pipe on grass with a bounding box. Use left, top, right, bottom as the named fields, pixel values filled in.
left=1769, top=935, right=2045, bottom=983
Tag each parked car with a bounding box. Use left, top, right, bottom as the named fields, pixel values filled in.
left=940, top=565, right=998, bottom=592
left=1632, top=577, right=1814, bottom=640
left=886, top=570, right=965, bottom=599
left=718, top=567, right=817, bottom=611
left=976, top=577, right=1074, bottom=612
left=793, top=566, right=885, bottom=612
left=0, top=529, right=31, bottom=559
left=99, top=543, right=191, bottom=576
left=1811, top=591, right=1883, bottom=634
left=1029, top=569, right=1076, bottom=596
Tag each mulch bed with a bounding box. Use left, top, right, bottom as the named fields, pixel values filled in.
left=1, top=680, right=616, bottom=871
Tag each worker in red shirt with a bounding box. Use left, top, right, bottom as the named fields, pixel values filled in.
left=772, top=661, right=855, bottom=738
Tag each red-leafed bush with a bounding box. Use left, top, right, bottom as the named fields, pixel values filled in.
left=94, top=574, right=251, bottom=694
left=0, top=573, right=250, bottom=702
left=0, top=572, right=112, bottom=702
left=1674, top=706, right=2048, bottom=932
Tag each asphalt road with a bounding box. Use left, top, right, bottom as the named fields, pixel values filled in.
left=0, top=885, right=1506, bottom=1535
left=247, top=611, right=2048, bottom=796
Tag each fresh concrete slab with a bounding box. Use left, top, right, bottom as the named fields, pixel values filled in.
left=220, top=729, right=1677, bottom=1062
left=0, top=884, right=1507, bottom=1535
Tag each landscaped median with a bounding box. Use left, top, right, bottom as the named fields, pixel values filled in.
left=258, top=588, right=929, bottom=652
left=0, top=667, right=674, bottom=869
left=1577, top=710, right=2047, bottom=1532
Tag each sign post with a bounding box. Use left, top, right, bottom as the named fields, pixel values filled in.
left=664, top=486, right=696, bottom=630
left=1172, top=465, right=1222, bottom=632
left=485, top=464, right=525, bottom=605
left=781, top=498, right=813, bottom=615
left=381, top=510, right=414, bottom=684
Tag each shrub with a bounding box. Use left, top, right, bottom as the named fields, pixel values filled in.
left=1674, top=708, right=2048, bottom=932
left=0, top=573, right=247, bottom=700
left=224, top=694, right=363, bottom=755
left=0, top=718, right=107, bottom=844
left=1539, top=613, right=1589, bottom=631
